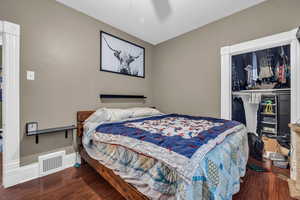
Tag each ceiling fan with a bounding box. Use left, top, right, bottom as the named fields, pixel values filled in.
left=151, top=0, right=172, bottom=21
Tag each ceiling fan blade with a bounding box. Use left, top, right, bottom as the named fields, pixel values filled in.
left=152, top=0, right=171, bottom=21
left=297, top=27, right=300, bottom=42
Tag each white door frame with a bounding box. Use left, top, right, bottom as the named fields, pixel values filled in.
left=220, top=28, right=300, bottom=180
left=0, top=21, right=21, bottom=188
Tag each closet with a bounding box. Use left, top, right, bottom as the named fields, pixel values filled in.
left=221, top=27, right=300, bottom=181
left=231, top=45, right=291, bottom=148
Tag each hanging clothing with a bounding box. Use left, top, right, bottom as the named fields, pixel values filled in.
left=256, top=104, right=264, bottom=137
left=243, top=53, right=259, bottom=88
left=258, top=50, right=274, bottom=80
left=277, top=65, right=287, bottom=83
left=245, top=65, right=253, bottom=86
left=259, top=64, right=273, bottom=80
left=249, top=93, right=261, bottom=104
left=276, top=46, right=289, bottom=84
left=232, top=55, right=248, bottom=91
left=233, top=55, right=247, bottom=81
left=243, top=54, right=253, bottom=87
left=241, top=95, right=260, bottom=134
left=232, top=97, right=247, bottom=125
left=252, top=52, right=258, bottom=82
left=232, top=62, right=240, bottom=91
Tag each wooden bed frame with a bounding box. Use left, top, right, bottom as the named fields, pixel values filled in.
left=77, top=111, right=149, bottom=200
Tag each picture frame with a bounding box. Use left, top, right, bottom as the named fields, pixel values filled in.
left=100, top=31, right=145, bottom=78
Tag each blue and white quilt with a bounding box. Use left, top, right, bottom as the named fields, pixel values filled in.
left=84, top=113, right=248, bottom=200
left=91, top=114, right=246, bottom=184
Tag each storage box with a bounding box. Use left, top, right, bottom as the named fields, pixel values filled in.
left=273, top=160, right=289, bottom=168
left=262, top=136, right=278, bottom=152
left=262, top=136, right=289, bottom=160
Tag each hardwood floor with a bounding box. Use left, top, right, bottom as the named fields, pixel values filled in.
left=0, top=164, right=125, bottom=200
left=0, top=159, right=295, bottom=200
left=0, top=153, right=2, bottom=186
left=233, top=158, right=294, bottom=200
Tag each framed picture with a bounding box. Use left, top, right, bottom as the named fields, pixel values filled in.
left=100, top=31, right=145, bottom=78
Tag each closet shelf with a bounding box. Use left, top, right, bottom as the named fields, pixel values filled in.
left=262, top=130, right=277, bottom=134
left=262, top=121, right=277, bottom=125
left=261, top=113, right=276, bottom=116
left=261, top=103, right=276, bottom=106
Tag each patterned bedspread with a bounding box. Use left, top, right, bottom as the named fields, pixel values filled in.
left=84, top=125, right=248, bottom=200
left=92, top=114, right=245, bottom=183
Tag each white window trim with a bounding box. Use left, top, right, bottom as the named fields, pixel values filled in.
left=220, top=28, right=300, bottom=181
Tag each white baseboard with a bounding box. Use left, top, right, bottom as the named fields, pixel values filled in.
left=64, top=152, right=77, bottom=168
left=3, top=152, right=76, bottom=188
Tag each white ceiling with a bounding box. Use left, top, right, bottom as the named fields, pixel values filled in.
left=56, top=0, right=266, bottom=45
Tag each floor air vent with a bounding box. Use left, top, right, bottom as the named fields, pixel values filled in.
left=38, top=151, right=65, bottom=176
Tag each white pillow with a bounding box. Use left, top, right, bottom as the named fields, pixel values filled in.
left=84, top=108, right=109, bottom=124
left=83, top=108, right=133, bottom=144
left=104, top=108, right=133, bottom=121
left=128, top=107, right=161, bottom=118
left=82, top=107, right=160, bottom=145
left=83, top=108, right=110, bottom=145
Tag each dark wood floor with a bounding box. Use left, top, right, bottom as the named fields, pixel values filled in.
left=0, top=158, right=295, bottom=200
left=233, top=158, right=293, bottom=200
left=0, top=153, right=2, bottom=186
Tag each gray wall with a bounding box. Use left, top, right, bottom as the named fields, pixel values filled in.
left=0, top=0, right=300, bottom=165
left=153, top=0, right=300, bottom=118
left=0, top=0, right=154, bottom=164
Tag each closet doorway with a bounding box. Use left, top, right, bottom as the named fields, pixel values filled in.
left=221, top=28, right=300, bottom=181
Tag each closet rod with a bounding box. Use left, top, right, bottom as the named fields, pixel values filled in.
left=232, top=92, right=251, bottom=96
left=234, top=88, right=290, bottom=93
left=232, top=92, right=275, bottom=96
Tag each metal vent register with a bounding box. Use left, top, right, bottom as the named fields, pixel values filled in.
left=38, top=151, right=65, bottom=176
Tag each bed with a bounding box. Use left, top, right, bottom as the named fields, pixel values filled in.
left=77, top=108, right=249, bottom=200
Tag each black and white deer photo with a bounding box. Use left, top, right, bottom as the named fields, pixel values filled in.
left=100, top=31, right=145, bottom=78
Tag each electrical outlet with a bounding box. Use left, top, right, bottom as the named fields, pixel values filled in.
left=27, top=71, right=35, bottom=80
left=26, top=122, right=38, bottom=135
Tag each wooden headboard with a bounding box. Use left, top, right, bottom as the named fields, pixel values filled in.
left=77, top=111, right=95, bottom=137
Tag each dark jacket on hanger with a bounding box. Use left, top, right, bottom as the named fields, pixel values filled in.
left=232, top=54, right=249, bottom=91
left=232, top=97, right=247, bottom=125
left=256, top=104, right=264, bottom=137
